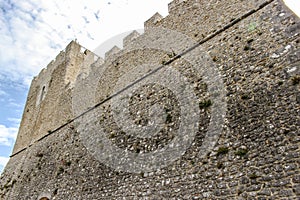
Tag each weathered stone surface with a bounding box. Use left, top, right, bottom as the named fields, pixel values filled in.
left=123, top=30, right=141, bottom=48
left=1, top=0, right=299, bottom=199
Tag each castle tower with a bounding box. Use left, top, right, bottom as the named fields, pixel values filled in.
left=1, top=0, right=299, bottom=199
left=12, top=41, right=99, bottom=154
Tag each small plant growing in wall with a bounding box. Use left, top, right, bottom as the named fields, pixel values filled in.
left=291, top=75, right=300, bottom=85
left=199, top=99, right=212, bottom=109
left=109, top=132, right=116, bottom=139
left=161, top=59, right=168, bottom=65
left=216, top=147, right=229, bottom=156
left=167, top=50, right=176, bottom=58
left=235, top=148, right=248, bottom=157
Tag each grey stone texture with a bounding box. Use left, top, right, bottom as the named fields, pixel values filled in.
left=1, top=0, right=299, bottom=199
left=123, top=31, right=140, bottom=48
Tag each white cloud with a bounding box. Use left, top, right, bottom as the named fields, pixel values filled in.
left=6, top=98, right=23, bottom=108
left=0, top=0, right=299, bottom=88
left=0, top=124, right=18, bottom=146
left=0, top=156, right=9, bottom=169
left=8, top=102, right=23, bottom=108
left=7, top=118, right=21, bottom=124
left=0, top=0, right=171, bottom=87
left=284, top=0, right=300, bottom=17
left=0, top=89, right=6, bottom=96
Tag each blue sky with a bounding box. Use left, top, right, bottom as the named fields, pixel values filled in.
left=0, top=0, right=299, bottom=174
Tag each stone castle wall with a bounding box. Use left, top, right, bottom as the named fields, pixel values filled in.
left=1, top=0, right=299, bottom=199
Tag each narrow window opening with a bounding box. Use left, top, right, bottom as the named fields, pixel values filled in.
left=39, top=86, right=46, bottom=103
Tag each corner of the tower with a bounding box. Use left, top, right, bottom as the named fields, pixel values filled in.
left=12, top=40, right=98, bottom=155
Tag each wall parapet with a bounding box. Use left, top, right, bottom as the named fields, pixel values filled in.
left=105, top=45, right=121, bottom=59
left=144, top=12, right=163, bottom=30
left=123, top=30, right=141, bottom=48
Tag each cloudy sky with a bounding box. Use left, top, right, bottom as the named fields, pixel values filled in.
left=0, top=0, right=299, bottom=174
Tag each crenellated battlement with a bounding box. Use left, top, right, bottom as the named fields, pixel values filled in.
left=104, top=45, right=121, bottom=59
left=144, top=12, right=163, bottom=30
left=123, top=30, right=140, bottom=48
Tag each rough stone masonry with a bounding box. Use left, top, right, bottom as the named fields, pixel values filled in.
left=0, top=0, right=299, bottom=199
